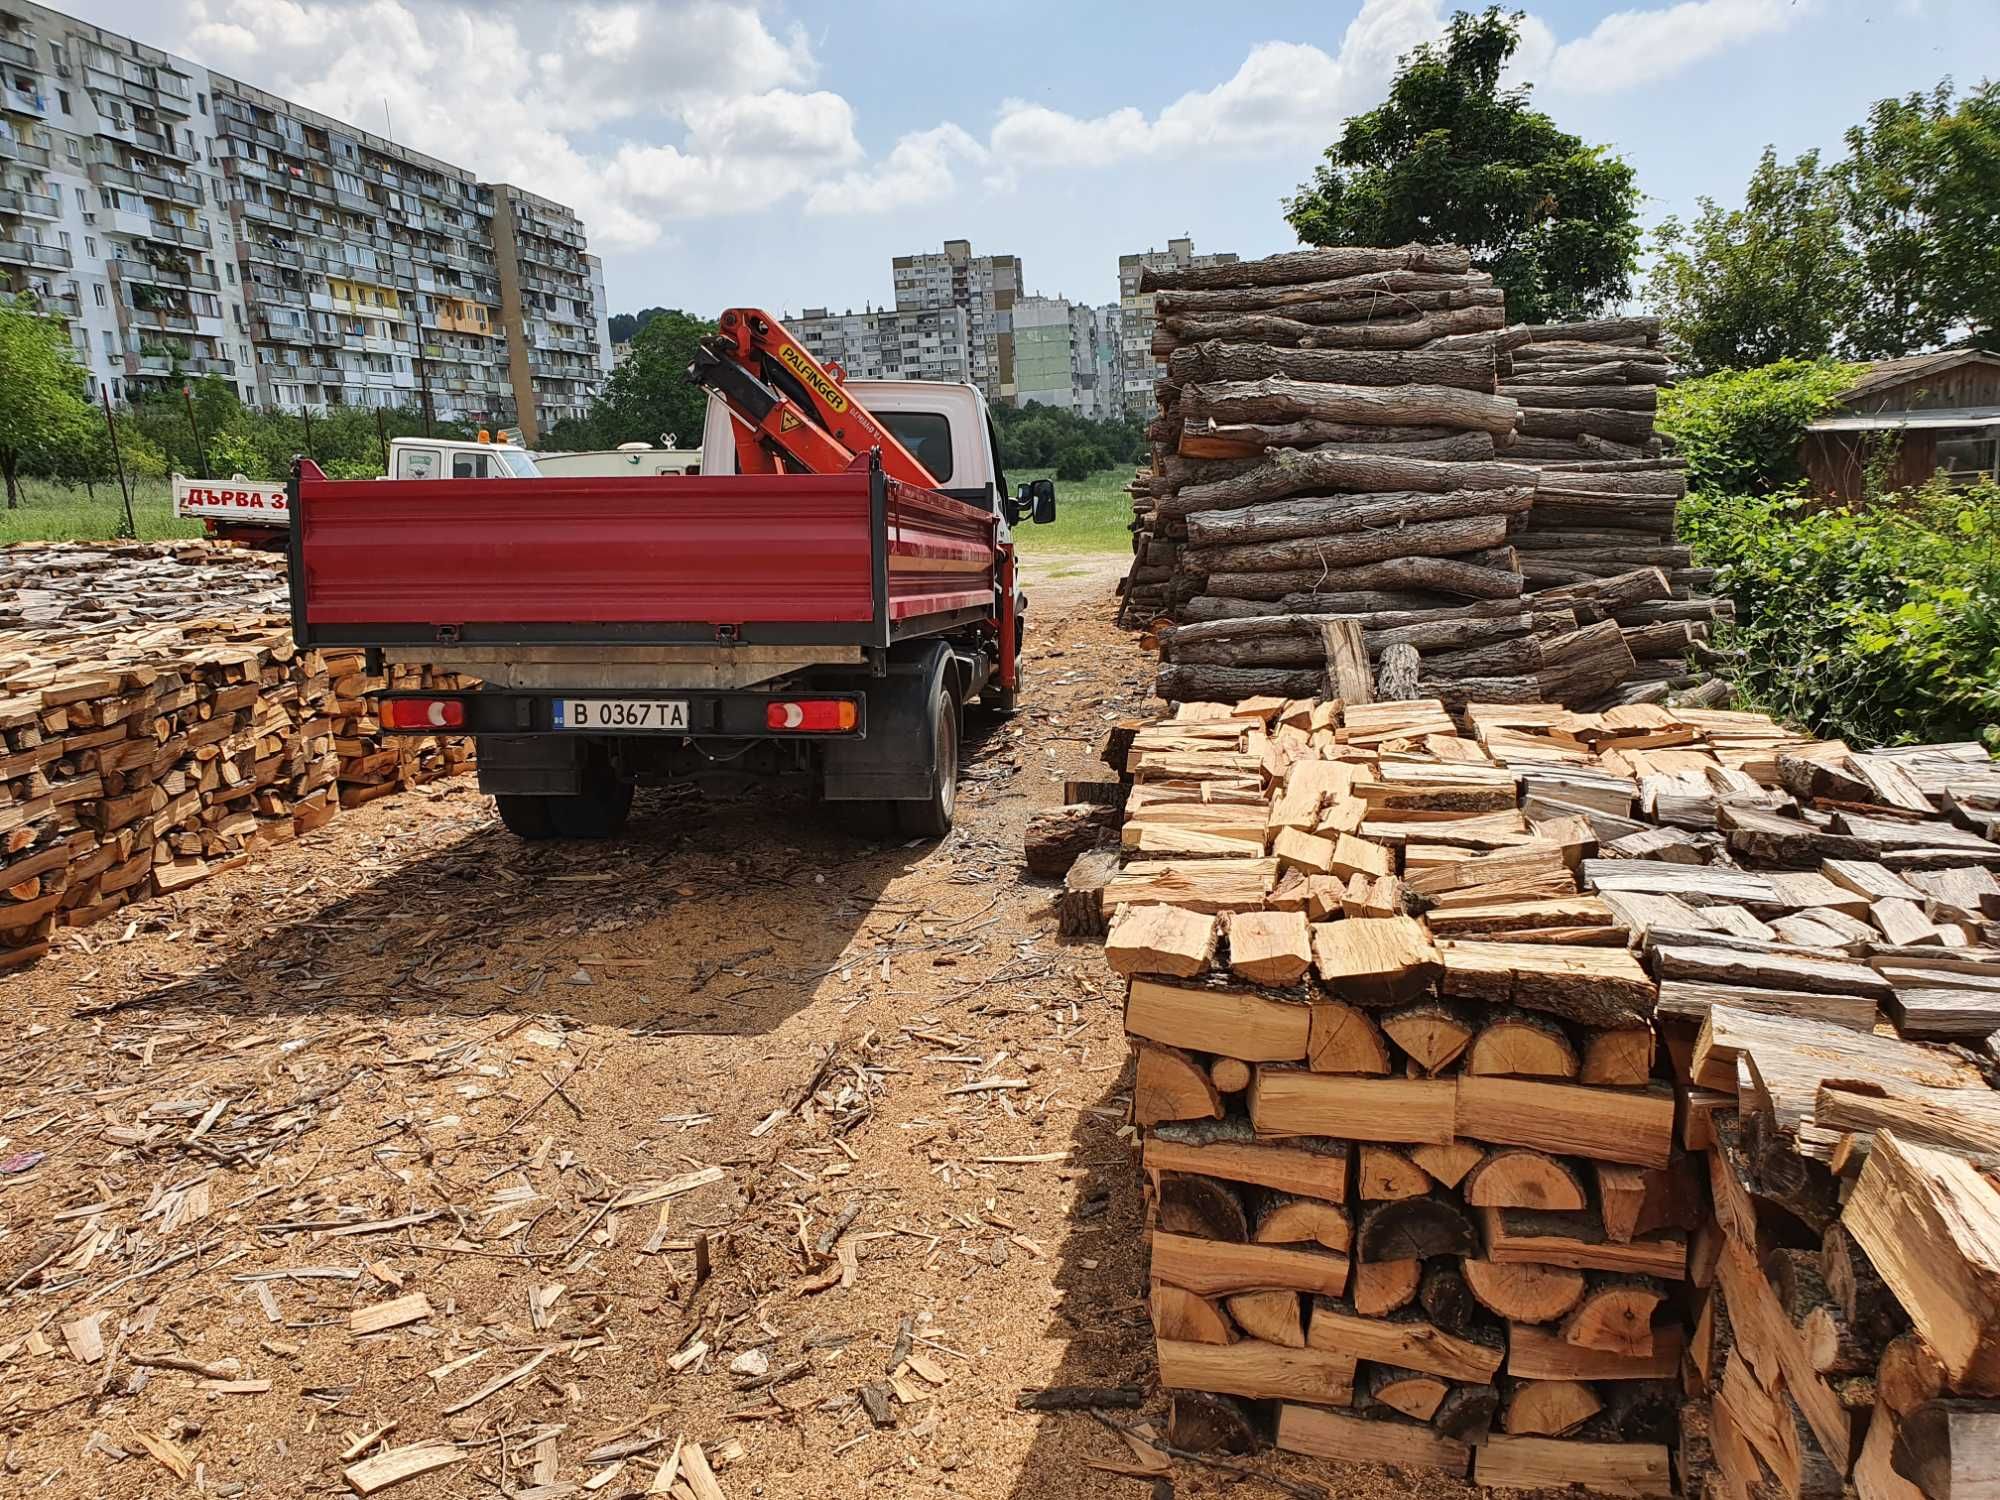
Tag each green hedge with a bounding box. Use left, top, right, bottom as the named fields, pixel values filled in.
left=1656, top=358, right=1861, bottom=495
left=1683, top=478, right=2000, bottom=745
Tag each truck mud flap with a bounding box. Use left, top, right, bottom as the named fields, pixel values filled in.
left=476, top=735, right=584, bottom=797
left=820, top=644, right=953, bottom=803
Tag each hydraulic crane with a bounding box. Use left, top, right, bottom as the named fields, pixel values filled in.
left=688, top=307, right=938, bottom=485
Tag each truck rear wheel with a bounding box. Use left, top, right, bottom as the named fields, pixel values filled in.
left=496, top=794, right=557, bottom=840
left=895, top=682, right=959, bottom=838
left=548, top=771, right=634, bottom=839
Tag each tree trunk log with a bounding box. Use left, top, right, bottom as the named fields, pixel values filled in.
left=1138, top=243, right=1472, bottom=293
left=1155, top=268, right=1493, bottom=316
left=1183, top=487, right=1533, bottom=549
left=1502, top=385, right=1658, bottom=411
left=1161, top=304, right=1506, bottom=352
left=1163, top=448, right=1538, bottom=518
left=1181, top=379, right=1518, bottom=436
left=1160, top=282, right=1498, bottom=319
left=1377, top=644, right=1424, bottom=700
left=1297, top=305, right=1505, bottom=349
left=1204, top=557, right=1525, bottom=602
left=1180, top=420, right=1498, bottom=461
left=1023, top=802, right=1117, bottom=878
left=1185, top=514, right=1512, bottom=578
left=1169, top=340, right=1498, bottom=393
left=1518, top=407, right=1658, bottom=445
left=1518, top=316, right=1661, bottom=344
left=1155, top=664, right=1326, bottom=703
left=1509, top=435, right=1651, bottom=463
left=1181, top=590, right=1451, bottom=622
left=1506, top=361, right=1665, bottom=388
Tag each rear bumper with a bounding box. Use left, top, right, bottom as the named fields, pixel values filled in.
left=377, top=688, right=867, bottom=740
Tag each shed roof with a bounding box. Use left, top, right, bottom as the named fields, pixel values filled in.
left=1836, top=349, right=2000, bottom=405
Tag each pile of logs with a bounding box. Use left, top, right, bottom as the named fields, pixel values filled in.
left=0, top=542, right=472, bottom=967
left=1125, top=248, right=1728, bottom=708
left=1504, top=319, right=1730, bottom=694
left=1074, top=683, right=2000, bottom=1497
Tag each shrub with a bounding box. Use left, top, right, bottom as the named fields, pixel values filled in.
left=1683, top=477, right=2000, bottom=745
left=1053, top=444, right=1105, bottom=482
left=1656, top=358, right=1862, bottom=495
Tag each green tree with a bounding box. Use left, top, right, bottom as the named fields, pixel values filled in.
left=1656, top=359, right=1863, bottom=496
left=607, top=307, right=672, bottom=345
left=1283, top=7, right=1640, bottom=324
left=0, top=303, right=93, bottom=509
left=1838, top=80, right=2000, bottom=356
left=1646, top=149, right=1861, bottom=373
left=591, top=310, right=716, bottom=447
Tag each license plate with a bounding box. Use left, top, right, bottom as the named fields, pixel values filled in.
left=552, top=698, right=689, bottom=731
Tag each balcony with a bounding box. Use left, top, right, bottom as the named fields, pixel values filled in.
left=135, top=353, right=173, bottom=375
left=0, top=38, right=35, bottom=69
left=0, top=133, right=49, bottom=168
left=0, top=238, right=70, bottom=269
left=185, top=355, right=235, bottom=377
left=111, top=259, right=219, bottom=292
left=3, top=85, right=46, bottom=118
left=130, top=305, right=198, bottom=333
left=0, top=188, right=57, bottom=219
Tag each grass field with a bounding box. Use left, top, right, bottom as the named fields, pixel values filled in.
left=1008, top=467, right=1134, bottom=554
left=0, top=466, right=1139, bottom=552
left=1, top=477, right=197, bottom=545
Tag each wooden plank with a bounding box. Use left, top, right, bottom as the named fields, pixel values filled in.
left=1125, top=977, right=1310, bottom=1061
left=342, top=1442, right=463, bottom=1495
left=1144, top=1122, right=1349, bottom=1204
left=1277, top=1403, right=1470, bottom=1474
left=1455, top=1076, right=1675, bottom=1168
left=1507, top=1321, right=1684, bottom=1380
left=1150, top=1230, right=1350, bottom=1300
left=1652, top=944, right=1894, bottom=1000
left=1156, top=1336, right=1355, bottom=1406
left=1479, top=1206, right=1687, bottom=1279
left=1475, top=1436, right=1673, bottom=1498
left=349, top=1293, right=433, bottom=1336
left=1249, top=1068, right=1457, bottom=1145
left=1307, top=1301, right=1504, bottom=1383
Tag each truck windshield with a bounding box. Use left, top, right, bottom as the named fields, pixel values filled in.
left=496, top=450, right=542, bottom=478
left=879, top=411, right=953, bottom=483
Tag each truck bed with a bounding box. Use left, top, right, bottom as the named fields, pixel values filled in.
left=288, top=463, right=997, bottom=648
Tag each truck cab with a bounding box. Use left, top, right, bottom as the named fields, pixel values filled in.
left=387, top=436, right=541, bottom=480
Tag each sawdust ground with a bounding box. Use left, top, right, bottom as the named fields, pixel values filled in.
left=0, top=553, right=1484, bottom=1500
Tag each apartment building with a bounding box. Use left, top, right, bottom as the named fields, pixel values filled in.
left=1117, top=237, right=1237, bottom=415
left=1095, top=303, right=1124, bottom=420
left=788, top=304, right=972, bottom=386
left=891, top=239, right=1020, bottom=404
left=1012, top=295, right=1106, bottom=417
left=0, top=3, right=608, bottom=440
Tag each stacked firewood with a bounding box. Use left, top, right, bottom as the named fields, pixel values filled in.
left=1126, top=251, right=1727, bottom=709
left=1503, top=319, right=1730, bottom=695
left=1074, top=684, right=2000, bottom=1496
left=0, top=543, right=473, bottom=966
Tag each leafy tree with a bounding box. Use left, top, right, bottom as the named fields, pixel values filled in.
left=1283, top=7, right=1640, bottom=324
left=1053, top=443, right=1105, bottom=482
left=1838, top=80, right=2000, bottom=356
left=1655, top=359, right=1863, bottom=495
left=607, top=307, right=673, bottom=346
left=0, top=303, right=93, bottom=509
left=1646, top=150, right=1861, bottom=373
left=539, top=413, right=608, bottom=452
left=591, top=310, right=717, bottom=448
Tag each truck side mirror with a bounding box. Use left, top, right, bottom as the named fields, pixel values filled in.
left=1031, top=477, right=1057, bottom=525
left=1003, top=488, right=1028, bottom=526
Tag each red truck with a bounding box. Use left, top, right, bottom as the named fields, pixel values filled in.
left=286, top=309, right=1056, bottom=839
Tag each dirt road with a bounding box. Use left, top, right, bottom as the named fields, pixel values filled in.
left=0, top=553, right=1342, bottom=1499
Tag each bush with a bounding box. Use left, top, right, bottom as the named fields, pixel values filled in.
left=1656, top=358, right=1862, bottom=496
left=991, top=400, right=1142, bottom=474
left=1683, top=477, right=2000, bottom=745
left=1053, top=443, right=1105, bottom=482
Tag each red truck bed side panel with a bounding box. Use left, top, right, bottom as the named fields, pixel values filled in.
left=295, top=473, right=993, bottom=637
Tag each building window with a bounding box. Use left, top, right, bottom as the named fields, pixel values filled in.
left=57, top=230, right=69, bottom=249
left=102, top=330, right=115, bottom=355
left=1937, top=431, right=2000, bottom=484
left=56, top=89, right=70, bottom=114
left=93, top=283, right=106, bottom=307
left=66, top=139, right=79, bottom=163
left=84, top=236, right=94, bottom=257
left=198, top=92, right=207, bottom=114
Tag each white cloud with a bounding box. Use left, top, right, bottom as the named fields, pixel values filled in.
left=805, top=124, right=986, bottom=216
left=1536, top=0, right=1811, bottom=94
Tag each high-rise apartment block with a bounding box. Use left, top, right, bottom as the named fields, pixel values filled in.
left=892, top=239, right=1020, bottom=404
left=0, top=3, right=609, bottom=440
left=1012, top=295, right=1108, bottom=418
left=1117, top=237, right=1237, bottom=415
left=790, top=304, right=972, bottom=386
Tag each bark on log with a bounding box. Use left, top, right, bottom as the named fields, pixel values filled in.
left=1299, top=305, right=1506, bottom=349
left=1180, top=591, right=1450, bottom=622
left=1183, top=487, right=1533, bottom=550
left=1423, top=635, right=1545, bottom=679
left=1137, top=243, right=1472, bottom=293
left=1154, top=269, right=1494, bottom=316
left=1180, top=423, right=1498, bottom=463
left=1156, top=664, right=1326, bottom=703
left=1203, top=558, right=1524, bottom=602
left=1506, top=361, right=1666, bottom=388
left=1024, top=802, right=1117, bottom=878
left=1509, top=435, right=1650, bottom=463
left=1169, top=341, right=1498, bottom=393
left=1518, top=316, right=1662, bottom=344
left=1502, top=384, right=1658, bottom=412
left=1163, top=449, right=1538, bottom=518
left=1185, top=515, right=1513, bottom=578
left=1518, top=408, right=1658, bottom=445
left=1168, top=1390, right=1264, bottom=1454
left=1180, top=379, right=1518, bottom=436
left=1376, top=644, right=1424, bottom=701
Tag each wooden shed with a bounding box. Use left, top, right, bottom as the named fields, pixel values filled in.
left=1800, top=350, right=2000, bottom=503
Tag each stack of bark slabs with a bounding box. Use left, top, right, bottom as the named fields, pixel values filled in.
left=0, top=542, right=474, bottom=966
left=1504, top=318, right=1731, bottom=698
left=1104, top=694, right=1710, bottom=1496
left=1126, top=242, right=1518, bottom=627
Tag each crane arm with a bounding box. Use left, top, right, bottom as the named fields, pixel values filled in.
left=687, top=307, right=938, bottom=488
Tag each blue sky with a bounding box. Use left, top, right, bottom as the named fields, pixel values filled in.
left=94, top=0, right=2000, bottom=318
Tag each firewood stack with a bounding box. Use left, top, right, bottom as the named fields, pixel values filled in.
left=0, top=542, right=474, bottom=967
left=1126, top=250, right=1721, bottom=709
left=1089, top=688, right=2000, bottom=1496
left=1502, top=319, right=1731, bottom=696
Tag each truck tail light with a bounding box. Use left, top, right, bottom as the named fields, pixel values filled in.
left=380, top=696, right=466, bottom=730
left=766, top=699, right=857, bottom=733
